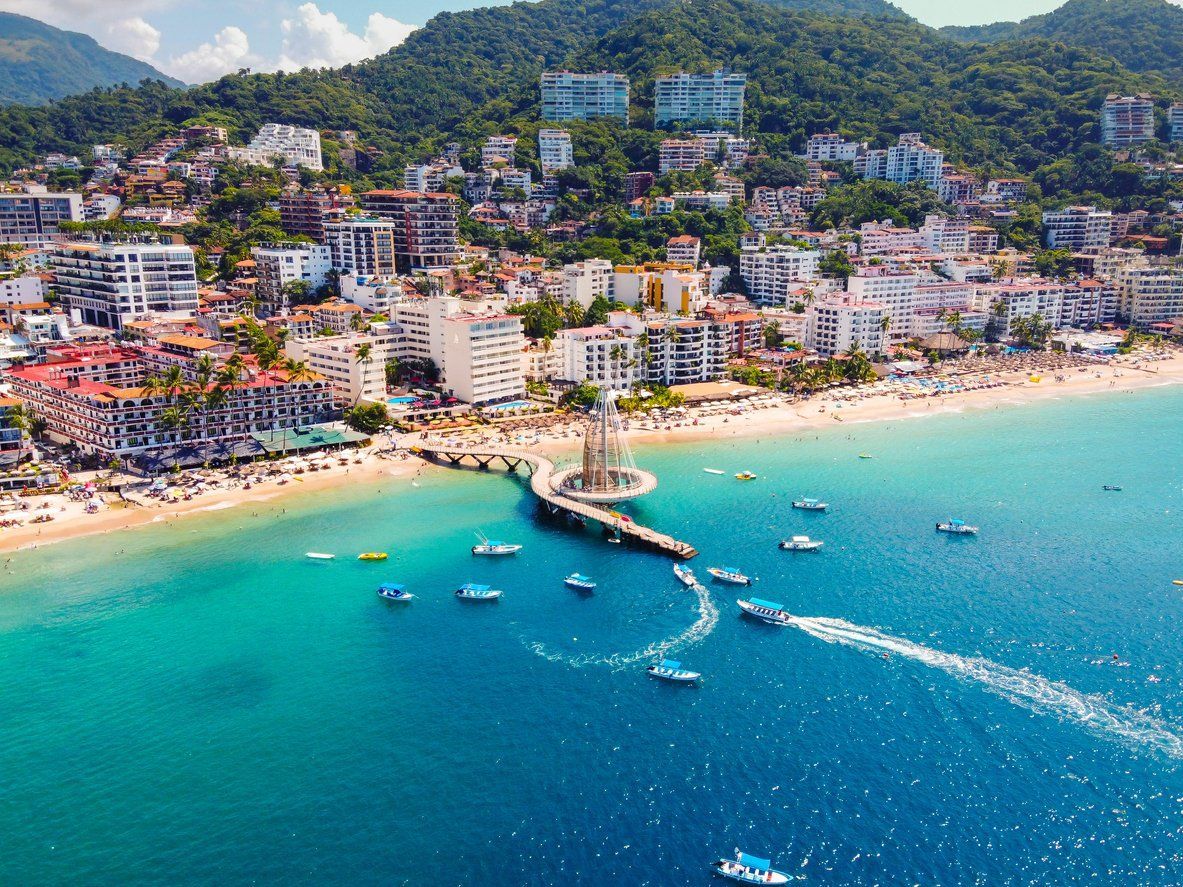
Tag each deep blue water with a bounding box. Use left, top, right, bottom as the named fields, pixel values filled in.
left=3, top=387, right=1183, bottom=884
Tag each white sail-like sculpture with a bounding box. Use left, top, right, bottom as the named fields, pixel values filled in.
left=552, top=386, right=657, bottom=504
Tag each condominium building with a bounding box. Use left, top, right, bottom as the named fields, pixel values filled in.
left=625, top=172, right=655, bottom=201
left=855, top=134, right=944, bottom=189
left=279, top=188, right=353, bottom=242
left=285, top=326, right=405, bottom=404
left=53, top=239, right=199, bottom=330
left=808, top=296, right=888, bottom=357
left=970, top=279, right=1117, bottom=333
left=803, top=133, right=866, bottom=162
left=639, top=317, right=730, bottom=385
left=654, top=70, right=747, bottom=130
left=985, top=179, right=1030, bottom=204
left=482, top=135, right=518, bottom=169
left=694, top=132, right=752, bottom=169
left=658, top=139, right=707, bottom=173
left=227, top=123, right=323, bottom=170
left=739, top=246, right=822, bottom=304
left=918, top=215, right=971, bottom=254
left=1170, top=103, right=1183, bottom=144
left=1115, top=263, right=1183, bottom=328
left=558, top=326, right=641, bottom=391
left=0, top=189, right=83, bottom=249
left=538, top=130, right=574, bottom=173
left=404, top=161, right=464, bottom=193
left=1101, top=94, right=1155, bottom=148
left=251, top=243, right=333, bottom=312
left=324, top=218, right=398, bottom=277
left=5, top=344, right=334, bottom=459
left=1042, top=206, right=1113, bottom=251
left=562, top=259, right=615, bottom=308
left=540, top=72, right=629, bottom=122
left=442, top=313, right=525, bottom=404
left=666, top=235, right=701, bottom=267
left=358, top=190, right=461, bottom=272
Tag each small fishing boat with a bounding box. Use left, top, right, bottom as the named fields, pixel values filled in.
left=779, top=535, right=823, bottom=551
left=792, top=498, right=828, bottom=511
left=673, top=564, right=698, bottom=587
left=936, top=519, right=978, bottom=535
left=703, top=468, right=726, bottom=475
left=377, top=582, right=413, bottom=602
left=737, top=598, right=791, bottom=626
left=711, top=852, right=790, bottom=885
left=1102, top=485, right=1123, bottom=492
left=858, top=453, right=874, bottom=459
left=305, top=552, right=334, bottom=560
left=357, top=552, right=388, bottom=561
left=564, top=573, right=597, bottom=591
left=455, top=582, right=502, bottom=600
left=735, top=471, right=758, bottom=480
left=471, top=531, right=522, bottom=556
left=708, top=566, right=752, bottom=586
left=646, top=659, right=701, bottom=682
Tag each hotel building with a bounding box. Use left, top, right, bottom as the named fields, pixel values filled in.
left=654, top=70, right=747, bottom=130
left=540, top=72, right=630, bottom=122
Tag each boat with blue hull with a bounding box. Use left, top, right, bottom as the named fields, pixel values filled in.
left=377, top=583, right=413, bottom=602
left=564, top=573, right=597, bottom=591
left=646, top=659, right=701, bottom=682
left=455, top=583, right=502, bottom=600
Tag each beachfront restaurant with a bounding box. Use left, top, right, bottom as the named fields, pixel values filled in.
left=136, top=424, right=370, bottom=471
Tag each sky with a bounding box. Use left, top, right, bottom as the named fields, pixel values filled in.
left=0, top=0, right=1134, bottom=84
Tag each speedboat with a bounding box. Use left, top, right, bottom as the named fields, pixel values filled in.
left=646, top=659, right=701, bottom=682
left=779, top=535, right=822, bottom=551
left=472, top=531, right=522, bottom=556
left=735, top=471, right=758, bottom=480
left=564, top=573, right=597, bottom=591
left=377, top=582, right=413, bottom=602
left=357, top=552, right=388, bottom=561
left=456, top=582, right=502, bottom=600
left=708, top=566, right=752, bottom=586
left=1102, top=485, right=1123, bottom=492
left=703, top=468, right=726, bottom=475
left=858, top=453, right=874, bottom=460
left=792, top=498, right=827, bottom=511
left=673, top=564, right=698, bottom=587
left=711, top=852, right=789, bottom=885
left=737, top=598, right=791, bottom=626
left=305, top=552, right=334, bottom=560
left=936, top=519, right=978, bottom=535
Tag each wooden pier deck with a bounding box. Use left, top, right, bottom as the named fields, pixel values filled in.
left=411, top=441, right=698, bottom=559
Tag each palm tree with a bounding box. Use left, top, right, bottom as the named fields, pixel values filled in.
left=279, top=358, right=317, bottom=453
left=6, top=402, right=32, bottom=459
left=354, top=343, right=374, bottom=404
left=349, top=311, right=367, bottom=333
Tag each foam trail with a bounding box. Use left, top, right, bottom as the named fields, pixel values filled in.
left=788, top=615, right=1183, bottom=760
left=527, top=583, right=718, bottom=670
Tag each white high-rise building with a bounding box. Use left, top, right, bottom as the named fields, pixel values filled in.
left=442, top=312, right=525, bottom=405
left=53, top=239, right=199, bottom=330
left=482, top=135, right=518, bottom=169
left=0, top=188, right=83, bottom=249
left=654, top=70, right=747, bottom=130
left=252, top=242, right=334, bottom=312
left=856, top=134, right=943, bottom=189
left=324, top=218, right=398, bottom=277
left=1101, top=94, right=1155, bottom=148
left=562, top=259, right=615, bottom=309
left=1169, top=103, right=1183, bottom=144
left=1042, top=206, right=1113, bottom=251
left=538, top=130, right=574, bottom=173
left=918, top=214, right=971, bottom=254
left=228, top=123, right=323, bottom=171
left=739, top=246, right=821, bottom=304
left=540, top=72, right=629, bottom=122
left=558, top=326, right=641, bottom=391
left=808, top=296, right=888, bottom=357
left=1116, top=263, right=1183, bottom=329
left=804, top=133, right=866, bottom=162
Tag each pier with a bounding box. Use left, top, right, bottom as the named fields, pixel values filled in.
left=411, top=441, right=697, bottom=559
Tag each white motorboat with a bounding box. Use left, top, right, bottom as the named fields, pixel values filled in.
left=471, top=531, right=522, bottom=556
left=779, top=535, right=822, bottom=551
left=564, top=573, right=597, bottom=591
left=737, top=598, right=791, bottom=626
left=646, top=659, right=701, bottom=682
left=673, top=564, right=698, bottom=587
left=936, top=519, right=978, bottom=535
left=305, top=552, right=335, bottom=560
left=792, top=498, right=828, bottom=511
left=456, top=583, right=503, bottom=600
left=710, top=852, right=790, bottom=885
left=377, top=583, right=413, bottom=602
left=708, top=566, right=752, bottom=586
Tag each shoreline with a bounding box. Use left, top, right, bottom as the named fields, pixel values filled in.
left=4, top=352, right=1182, bottom=555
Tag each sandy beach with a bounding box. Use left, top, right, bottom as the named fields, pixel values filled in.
left=5, top=349, right=1181, bottom=555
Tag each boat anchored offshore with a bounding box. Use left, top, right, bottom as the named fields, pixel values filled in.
left=455, top=582, right=502, bottom=600
left=646, top=659, right=701, bottom=682
left=792, top=498, right=827, bottom=511
left=735, top=471, right=758, bottom=480
left=305, top=552, right=334, bottom=560
left=936, top=518, right=978, bottom=535
left=711, top=852, right=790, bottom=885
left=357, top=552, right=388, bottom=561
left=673, top=563, right=698, bottom=587
left=708, top=566, right=752, bottom=586
left=779, top=535, right=823, bottom=551
left=377, top=582, right=413, bottom=602
left=737, top=597, right=791, bottom=626
left=471, top=531, right=522, bottom=556
left=704, top=468, right=726, bottom=475
left=564, top=573, right=597, bottom=591
left=1102, top=485, right=1123, bottom=492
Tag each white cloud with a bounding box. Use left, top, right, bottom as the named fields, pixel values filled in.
left=103, top=17, right=162, bottom=61
left=275, top=3, right=415, bottom=71
left=164, top=25, right=252, bottom=84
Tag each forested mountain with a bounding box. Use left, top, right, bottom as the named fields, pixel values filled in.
left=0, top=12, right=182, bottom=106
left=0, top=0, right=1172, bottom=203
left=940, top=0, right=1183, bottom=84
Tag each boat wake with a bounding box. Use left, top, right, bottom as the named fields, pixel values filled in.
left=788, top=615, right=1183, bottom=760
left=526, top=583, right=718, bottom=670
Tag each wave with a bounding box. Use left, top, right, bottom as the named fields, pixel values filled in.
left=526, top=582, right=718, bottom=670
left=788, top=615, right=1183, bottom=760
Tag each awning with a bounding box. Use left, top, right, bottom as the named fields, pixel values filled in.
left=250, top=425, right=370, bottom=454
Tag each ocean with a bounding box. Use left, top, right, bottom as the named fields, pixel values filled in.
left=3, top=387, right=1183, bottom=885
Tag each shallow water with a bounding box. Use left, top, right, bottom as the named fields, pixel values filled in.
left=3, top=387, right=1183, bottom=884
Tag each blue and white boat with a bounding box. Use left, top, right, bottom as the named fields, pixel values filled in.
left=564, top=573, right=597, bottom=591
left=936, top=518, right=978, bottom=535
left=471, top=531, right=522, bottom=556
left=792, top=497, right=828, bottom=511
left=708, top=566, right=751, bottom=586
left=711, top=851, right=789, bottom=885
left=646, top=659, right=701, bottom=682
left=737, top=598, right=791, bottom=626
left=377, top=582, right=413, bottom=602
left=456, top=582, right=503, bottom=600
left=673, top=563, right=698, bottom=587
left=779, top=535, right=822, bottom=551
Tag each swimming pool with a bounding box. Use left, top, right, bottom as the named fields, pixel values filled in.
left=387, top=396, right=420, bottom=406
left=484, top=400, right=535, bottom=411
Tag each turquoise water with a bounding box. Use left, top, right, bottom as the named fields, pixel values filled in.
left=4, top=387, right=1183, bottom=884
